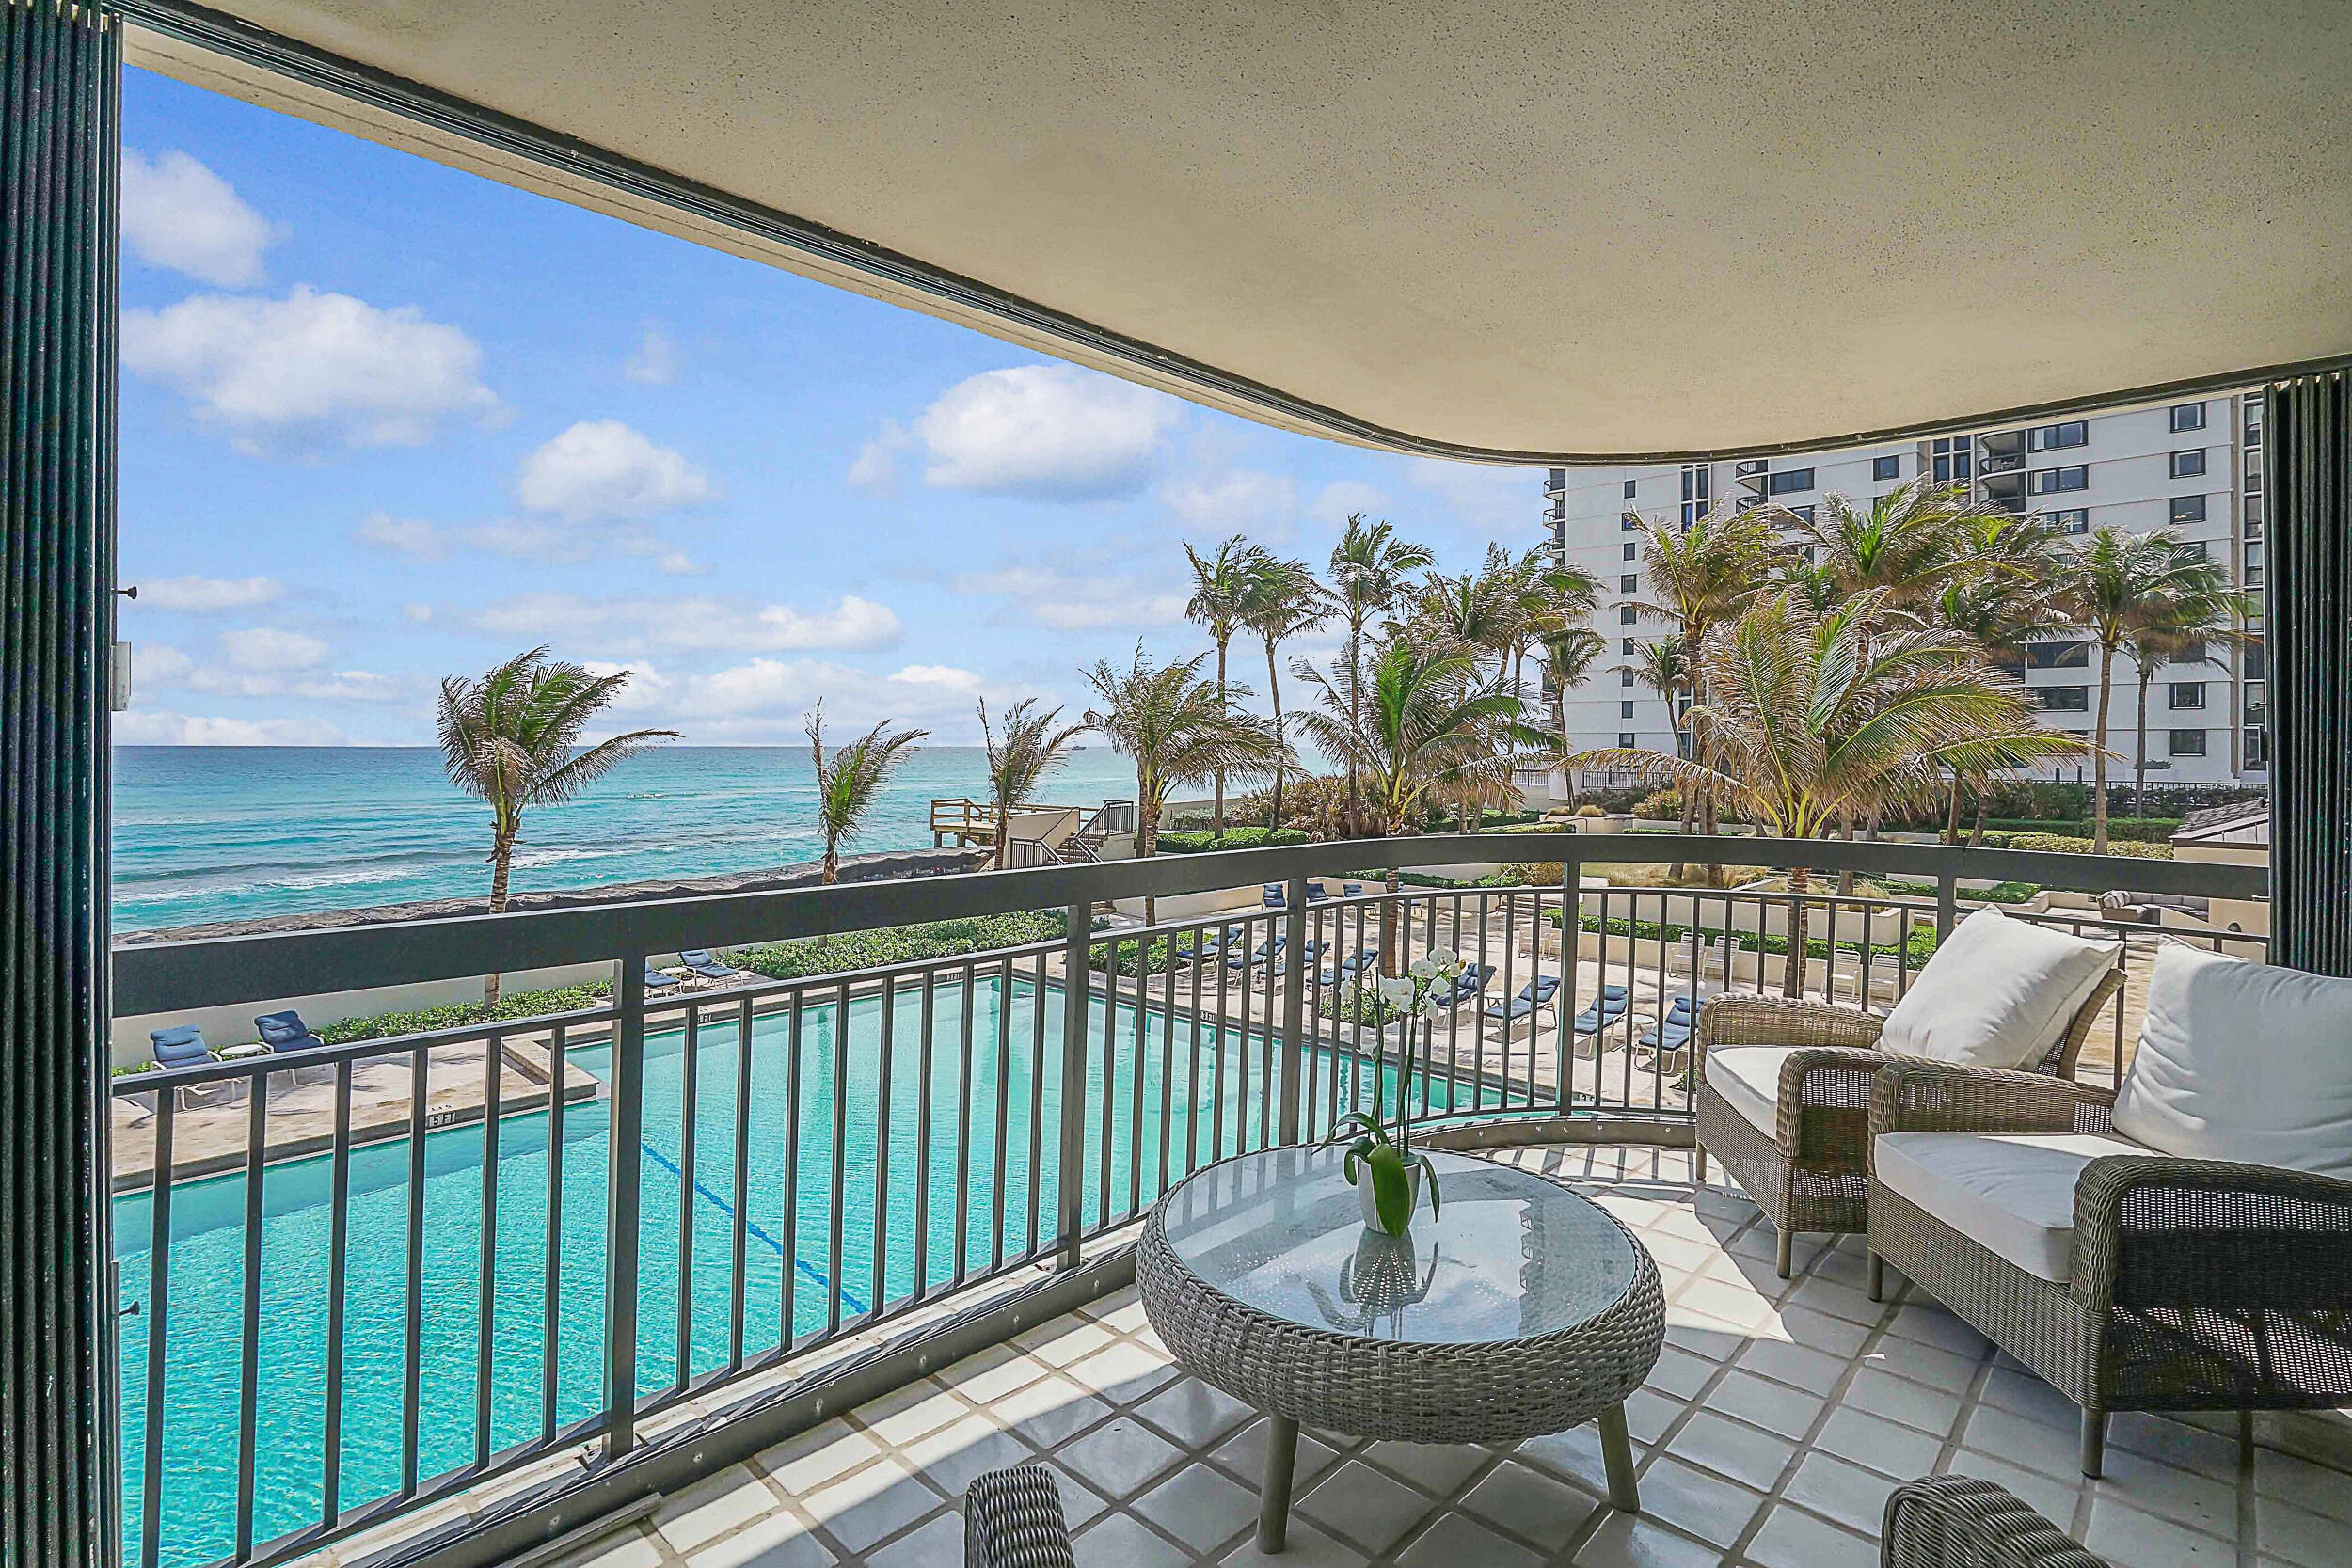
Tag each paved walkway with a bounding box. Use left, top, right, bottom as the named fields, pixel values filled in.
left=533, top=1145, right=2347, bottom=1568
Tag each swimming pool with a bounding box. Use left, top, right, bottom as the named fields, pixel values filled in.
left=114, top=974, right=1462, bottom=1566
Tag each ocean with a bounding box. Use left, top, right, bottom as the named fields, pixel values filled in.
left=110, top=745, right=1143, bottom=935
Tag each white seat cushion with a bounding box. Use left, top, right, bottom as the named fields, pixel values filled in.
left=1878, top=907, right=2121, bottom=1069
left=1874, top=1129, right=2153, bottom=1282
left=2113, top=945, right=2352, bottom=1180
left=1704, top=1045, right=1803, bottom=1138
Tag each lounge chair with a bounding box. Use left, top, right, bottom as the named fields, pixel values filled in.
left=1570, top=984, right=1632, bottom=1036
left=1263, top=940, right=1327, bottom=981
left=1174, top=926, right=1242, bottom=964
left=1342, top=882, right=1365, bottom=897
left=1263, top=882, right=1286, bottom=909
left=1482, top=974, right=1561, bottom=1030
left=1318, top=947, right=1379, bottom=986
left=679, top=948, right=739, bottom=979
left=253, top=1009, right=324, bottom=1052
left=1307, top=881, right=1330, bottom=902
left=1227, top=931, right=1284, bottom=971
left=149, top=1024, right=210, bottom=1067
left=1434, top=962, right=1495, bottom=1009
left=643, top=962, right=682, bottom=990
left=1638, top=994, right=1699, bottom=1052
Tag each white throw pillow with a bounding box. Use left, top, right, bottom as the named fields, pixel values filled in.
left=1878, top=907, right=2121, bottom=1069
left=2111, top=944, right=2352, bottom=1180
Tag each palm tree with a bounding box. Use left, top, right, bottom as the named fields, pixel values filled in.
left=1625, top=507, right=1771, bottom=855
left=1296, top=639, right=1549, bottom=966
left=1621, top=635, right=1692, bottom=765
left=2120, top=584, right=2249, bottom=817
left=1540, top=626, right=1607, bottom=762
left=1397, top=567, right=1514, bottom=659
left=806, top=700, right=929, bottom=883
left=1082, top=647, right=1286, bottom=924
left=1240, top=554, right=1332, bottom=827
left=1925, top=511, right=2066, bottom=840
left=1571, top=591, right=2085, bottom=993
left=977, top=696, right=1086, bottom=868
left=437, top=646, right=678, bottom=1006
left=2046, top=527, right=2247, bottom=852
left=1498, top=543, right=1600, bottom=704
left=1327, top=514, right=1435, bottom=820
left=1780, top=479, right=1990, bottom=617
left=1184, top=533, right=1267, bottom=832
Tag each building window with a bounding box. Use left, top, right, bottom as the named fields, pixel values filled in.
left=1620, top=606, right=1637, bottom=625
left=1621, top=573, right=1638, bottom=593
left=1623, top=478, right=1637, bottom=499
left=1931, top=435, right=1975, bottom=483
left=1766, top=467, right=1815, bottom=496
left=1547, top=467, right=1566, bottom=490
left=2245, top=726, right=2269, bottom=768
left=1620, top=669, right=1635, bottom=687
left=1620, top=700, right=1635, bottom=719
left=2028, top=465, right=2089, bottom=495
left=1872, top=455, right=1900, bottom=481
left=2169, top=494, right=2207, bottom=524
left=2169, top=682, right=2206, bottom=710
left=2170, top=449, right=2208, bottom=479
left=2245, top=640, right=2265, bottom=680
left=1621, top=638, right=1636, bottom=655
left=2177, top=541, right=2209, bottom=562
left=1622, top=513, right=1642, bottom=531
left=2038, top=686, right=2090, bottom=712
left=2052, top=508, right=2089, bottom=534
left=1623, top=542, right=1637, bottom=561
left=1789, top=504, right=1817, bottom=525
left=1679, top=464, right=1710, bottom=526
left=2026, top=420, right=2089, bottom=451
left=2170, top=403, right=2206, bottom=432
left=1618, top=732, right=1637, bottom=750
left=2026, top=640, right=2090, bottom=669
left=2169, top=729, right=2207, bottom=758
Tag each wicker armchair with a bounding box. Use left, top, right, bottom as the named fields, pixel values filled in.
left=1867, top=1061, right=2352, bottom=1476
left=1881, top=1477, right=2106, bottom=1567
left=965, top=1463, right=1075, bottom=1568
left=1692, top=971, right=2122, bottom=1275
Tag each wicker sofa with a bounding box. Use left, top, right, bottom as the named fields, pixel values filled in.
left=1867, top=1057, right=2352, bottom=1476
left=1692, top=967, right=2122, bottom=1276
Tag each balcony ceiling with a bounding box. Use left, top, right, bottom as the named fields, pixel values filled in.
left=134, top=0, right=2352, bottom=461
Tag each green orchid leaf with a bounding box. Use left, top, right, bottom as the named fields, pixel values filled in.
left=1408, top=1152, right=1443, bottom=1220
left=1367, top=1141, right=1413, bottom=1234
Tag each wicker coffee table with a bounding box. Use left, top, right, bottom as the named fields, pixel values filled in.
left=1137, top=1146, right=1664, bottom=1552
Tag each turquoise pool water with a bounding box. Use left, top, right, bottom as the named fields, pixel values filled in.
left=114, top=976, right=1460, bottom=1566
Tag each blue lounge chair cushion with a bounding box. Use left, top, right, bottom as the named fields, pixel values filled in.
left=1484, top=974, right=1563, bottom=1021
left=254, top=1010, right=323, bottom=1051
left=679, top=948, right=739, bottom=977
left=1263, top=883, right=1286, bottom=908
left=1342, top=883, right=1364, bottom=896
left=1229, top=933, right=1284, bottom=968
left=644, top=963, right=681, bottom=988
left=1600, top=984, right=1630, bottom=1001
left=1641, top=1021, right=1694, bottom=1051
left=150, top=1024, right=209, bottom=1065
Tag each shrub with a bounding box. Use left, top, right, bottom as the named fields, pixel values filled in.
left=320, top=981, right=616, bottom=1046
left=1153, top=826, right=1311, bottom=854
left=1574, top=803, right=1608, bottom=818
left=1508, top=861, right=1568, bottom=885
left=1632, top=788, right=1682, bottom=821
left=2005, top=833, right=2173, bottom=860
left=1983, top=817, right=2181, bottom=844
left=1318, top=984, right=1402, bottom=1027
left=733, top=911, right=1069, bottom=981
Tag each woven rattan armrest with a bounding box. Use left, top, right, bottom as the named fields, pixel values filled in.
left=1771, top=1046, right=1898, bottom=1156
left=1867, top=1061, right=2116, bottom=1146
left=1694, top=995, right=1884, bottom=1076
left=1881, top=1475, right=2106, bottom=1567
left=2069, top=1156, right=2352, bottom=1312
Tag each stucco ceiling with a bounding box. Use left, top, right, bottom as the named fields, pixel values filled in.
left=128, top=1, right=2352, bottom=461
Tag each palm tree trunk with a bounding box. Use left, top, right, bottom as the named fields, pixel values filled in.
left=821, top=838, right=840, bottom=884
left=1781, top=865, right=1811, bottom=998
left=1213, top=639, right=1229, bottom=835
left=2133, top=665, right=2153, bottom=820
left=1345, top=613, right=1363, bottom=832
left=485, top=829, right=514, bottom=1008
left=994, top=800, right=1012, bottom=870
left=1139, top=803, right=1159, bottom=927
left=1970, top=787, right=1988, bottom=847
left=1265, top=638, right=1286, bottom=828
left=2092, top=642, right=2116, bottom=854
left=1945, top=776, right=1962, bottom=844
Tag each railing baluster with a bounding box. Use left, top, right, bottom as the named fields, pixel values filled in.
left=993, top=956, right=1015, bottom=1269
left=1556, top=858, right=1579, bottom=1113
left=825, top=980, right=850, bottom=1336
left=1057, top=905, right=1090, bottom=1268
left=1028, top=953, right=1048, bottom=1260
left=729, top=995, right=753, bottom=1372
left=236, top=1071, right=268, bottom=1555
left=870, top=976, right=895, bottom=1318
left=780, top=992, right=803, bottom=1350
left=399, top=1046, right=426, bottom=1500
left=955, top=962, right=977, bottom=1281
left=475, top=1032, right=502, bottom=1465
left=324, top=1056, right=350, bottom=1522
left=675, top=1002, right=700, bottom=1387
left=604, top=958, right=648, bottom=1458
left=1127, top=936, right=1149, bottom=1213
left=139, top=1094, right=174, bottom=1568
left=914, top=969, right=936, bottom=1303
left=542, top=1024, right=566, bottom=1439
left=1099, top=936, right=1119, bottom=1220
left=1279, top=875, right=1308, bottom=1144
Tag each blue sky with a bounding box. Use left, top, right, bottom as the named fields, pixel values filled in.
left=116, top=67, right=1542, bottom=748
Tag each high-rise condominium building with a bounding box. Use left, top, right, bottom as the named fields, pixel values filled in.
left=1543, top=392, right=2268, bottom=789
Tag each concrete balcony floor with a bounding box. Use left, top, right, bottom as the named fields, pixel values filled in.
left=544, top=1147, right=2347, bottom=1568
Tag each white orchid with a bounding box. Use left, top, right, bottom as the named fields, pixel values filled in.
left=1376, top=974, right=1417, bottom=1011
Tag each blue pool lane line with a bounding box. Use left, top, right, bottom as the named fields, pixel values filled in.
left=634, top=1139, right=866, bottom=1316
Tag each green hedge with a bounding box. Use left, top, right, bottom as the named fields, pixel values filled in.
left=2004, top=833, right=2174, bottom=860
left=1549, top=909, right=1939, bottom=966
left=319, top=982, right=615, bottom=1046
left=1984, top=817, right=2181, bottom=844
left=1153, top=827, right=1311, bottom=854
left=732, top=911, right=1068, bottom=981
left=1883, top=879, right=2042, bottom=905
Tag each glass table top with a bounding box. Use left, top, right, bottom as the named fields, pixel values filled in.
left=1156, top=1146, right=1642, bottom=1344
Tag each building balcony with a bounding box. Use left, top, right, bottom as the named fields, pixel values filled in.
left=103, top=832, right=2325, bottom=1568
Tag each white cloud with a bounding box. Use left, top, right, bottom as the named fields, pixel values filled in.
left=848, top=420, right=908, bottom=498
left=1313, top=480, right=1386, bottom=520
left=515, top=420, right=716, bottom=521
left=1159, top=467, right=1295, bottom=534
left=115, top=708, right=345, bottom=745
left=1406, top=458, right=1548, bottom=531
left=353, top=512, right=446, bottom=561
left=950, top=559, right=1188, bottom=631
left=623, top=324, right=680, bottom=385
left=131, top=642, right=194, bottom=687
left=464, top=592, right=903, bottom=655
left=119, top=286, right=501, bottom=451
left=134, top=574, right=284, bottom=612
left=292, top=670, right=405, bottom=702
left=220, top=626, right=328, bottom=671
left=909, top=365, right=1181, bottom=499
left=677, top=657, right=994, bottom=731
left=119, top=150, right=279, bottom=287
left=401, top=602, right=435, bottom=624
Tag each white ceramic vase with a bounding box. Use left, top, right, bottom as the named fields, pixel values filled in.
left=1355, top=1161, right=1422, bottom=1236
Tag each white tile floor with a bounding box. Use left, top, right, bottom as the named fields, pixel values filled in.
left=554, top=1146, right=2350, bottom=1568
